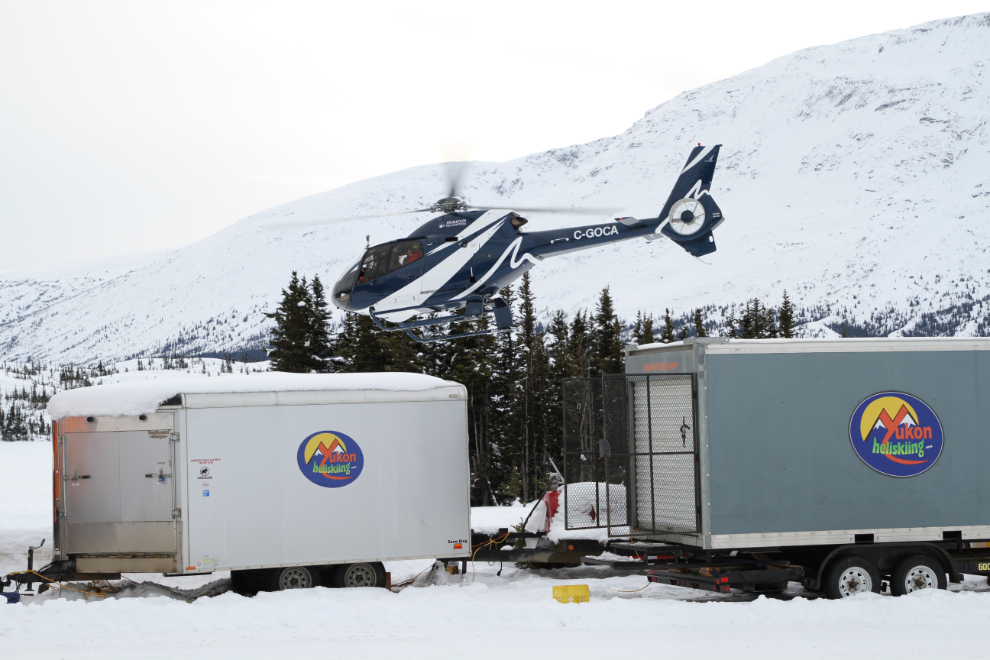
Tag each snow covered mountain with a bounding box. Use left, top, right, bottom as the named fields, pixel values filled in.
left=2, top=13, right=989, bottom=364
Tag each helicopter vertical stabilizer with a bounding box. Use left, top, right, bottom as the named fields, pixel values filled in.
left=657, top=144, right=724, bottom=257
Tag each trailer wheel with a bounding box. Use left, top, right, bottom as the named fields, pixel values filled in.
left=890, top=555, right=946, bottom=596
left=268, top=566, right=319, bottom=591
left=332, top=562, right=386, bottom=588
left=823, top=556, right=881, bottom=599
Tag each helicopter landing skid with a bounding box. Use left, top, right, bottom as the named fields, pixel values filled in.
left=369, top=298, right=512, bottom=343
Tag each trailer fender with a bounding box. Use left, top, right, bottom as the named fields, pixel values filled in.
left=811, top=543, right=960, bottom=591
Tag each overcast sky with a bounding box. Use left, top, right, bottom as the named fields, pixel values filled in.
left=1, top=0, right=985, bottom=271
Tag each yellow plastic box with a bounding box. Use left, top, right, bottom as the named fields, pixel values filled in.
left=553, top=584, right=590, bottom=603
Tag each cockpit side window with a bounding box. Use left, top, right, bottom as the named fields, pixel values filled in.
left=387, top=240, right=425, bottom=273
left=357, top=243, right=392, bottom=284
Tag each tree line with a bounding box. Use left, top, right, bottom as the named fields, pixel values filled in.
left=265, top=270, right=800, bottom=505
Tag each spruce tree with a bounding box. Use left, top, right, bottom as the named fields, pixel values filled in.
left=336, top=314, right=391, bottom=372
left=308, top=275, right=335, bottom=372
left=660, top=309, right=676, bottom=343
left=492, top=285, right=523, bottom=503
left=266, top=272, right=318, bottom=373
left=545, top=310, right=570, bottom=471
left=592, top=287, right=623, bottom=375
left=779, top=291, right=796, bottom=339
left=641, top=313, right=654, bottom=344
left=693, top=308, right=708, bottom=337
left=632, top=311, right=654, bottom=344
left=513, top=272, right=550, bottom=502
left=569, top=311, right=593, bottom=377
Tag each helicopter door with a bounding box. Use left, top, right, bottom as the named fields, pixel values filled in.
left=355, top=242, right=393, bottom=301
left=382, top=239, right=426, bottom=308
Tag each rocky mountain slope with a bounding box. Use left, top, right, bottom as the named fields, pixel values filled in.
left=1, top=12, right=988, bottom=363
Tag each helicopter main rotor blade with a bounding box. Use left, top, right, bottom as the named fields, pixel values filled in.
left=465, top=204, right=619, bottom=215
left=261, top=208, right=432, bottom=230
left=441, top=141, right=474, bottom=199
left=445, top=161, right=469, bottom=199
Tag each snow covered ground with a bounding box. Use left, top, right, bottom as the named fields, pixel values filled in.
left=3, top=442, right=989, bottom=658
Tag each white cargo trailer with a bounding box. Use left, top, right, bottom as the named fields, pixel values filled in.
left=43, top=373, right=470, bottom=590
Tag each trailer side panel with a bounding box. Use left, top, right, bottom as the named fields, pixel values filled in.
left=705, top=349, right=990, bottom=544
left=184, top=399, right=470, bottom=571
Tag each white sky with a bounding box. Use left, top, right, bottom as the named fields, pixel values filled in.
left=1, top=0, right=985, bottom=271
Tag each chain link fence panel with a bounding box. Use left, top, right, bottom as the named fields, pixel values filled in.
left=563, top=374, right=699, bottom=536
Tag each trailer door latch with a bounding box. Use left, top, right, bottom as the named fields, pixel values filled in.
left=680, top=418, right=691, bottom=447
left=68, top=469, right=91, bottom=482
left=146, top=468, right=172, bottom=483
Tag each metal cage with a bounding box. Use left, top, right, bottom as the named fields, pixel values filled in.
left=562, top=374, right=700, bottom=537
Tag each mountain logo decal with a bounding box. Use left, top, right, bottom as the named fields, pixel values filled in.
left=297, top=431, right=364, bottom=488
left=849, top=392, right=943, bottom=478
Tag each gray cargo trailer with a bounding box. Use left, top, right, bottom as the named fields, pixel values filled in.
left=563, top=338, right=990, bottom=598
left=11, top=373, right=471, bottom=593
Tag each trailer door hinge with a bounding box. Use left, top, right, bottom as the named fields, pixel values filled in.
left=58, top=435, right=66, bottom=446
left=172, top=508, right=181, bottom=519
left=170, top=432, right=180, bottom=442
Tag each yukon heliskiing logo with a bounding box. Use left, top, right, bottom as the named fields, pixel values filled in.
left=297, top=431, right=364, bottom=487
left=849, top=392, right=943, bottom=477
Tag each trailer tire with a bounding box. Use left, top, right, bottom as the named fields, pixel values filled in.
left=267, top=565, right=320, bottom=591
left=823, top=556, right=881, bottom=599
left=890, top=555, right=946, bottom=596
left=332, top=562, right=386, bottom=588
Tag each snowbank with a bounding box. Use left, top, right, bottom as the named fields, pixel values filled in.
left=47, top=372, right=456, bottom=418
left=521, top=484, right=628, bottom=542
left=470, top=504, right=530, bottom=535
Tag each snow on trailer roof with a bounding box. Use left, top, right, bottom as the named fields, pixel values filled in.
left=629, top=336, right=990, bottom=354
left=48, top=372, right=463, bottom=419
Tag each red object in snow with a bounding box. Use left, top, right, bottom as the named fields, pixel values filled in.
left=543, top=489, right=560, bottom=530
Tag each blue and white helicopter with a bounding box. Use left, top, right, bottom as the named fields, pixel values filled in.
left=329, top=144, right=725, bottom=342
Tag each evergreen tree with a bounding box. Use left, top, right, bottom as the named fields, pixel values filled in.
left=632, top=311, right=654, bottom=344
left=336, top=314, right=391, bottom=372
left=592, top=287, right=623, bottom=375
left=308, top=275, right=335, bottom=372
left=513, top=272, right=552, bottom=503
left=641, top=313, right=654, bottom=344
left=569, top=311, right=593, bottom=377
left=728, top=298, right=779, bottom=339
left=544, top=310, right=570, bottom=472
left=677, top=325, right=689, bottom=341
left=266, top=272, right=320, bottom=373
left=693, top=308, right=708, bottom=337
left=492, top=284, right=523, bottom=503
left=779, top=291, right=795, bottom=338
left=660, top=309, right=676, bottom=343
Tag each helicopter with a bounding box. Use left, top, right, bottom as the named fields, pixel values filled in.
left=325, top=144, right=725, bottom=342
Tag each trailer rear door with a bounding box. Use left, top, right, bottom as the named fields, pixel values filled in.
left=59, top=415, right=177, bottom=561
